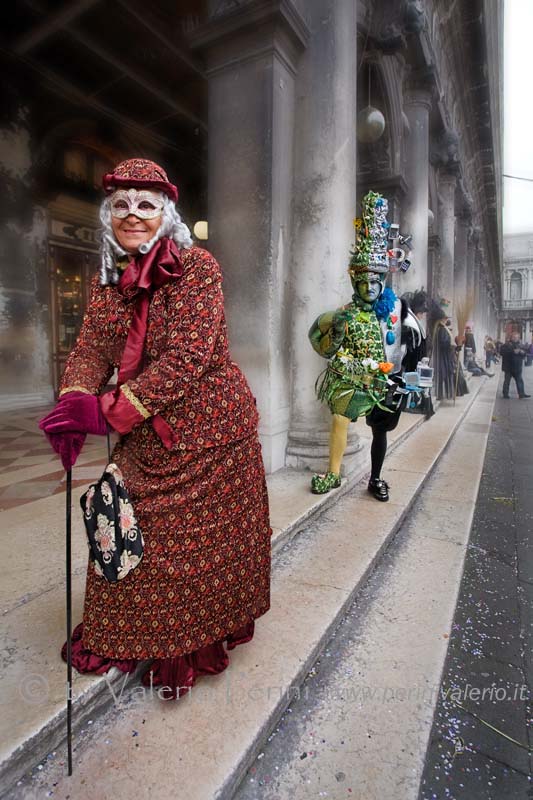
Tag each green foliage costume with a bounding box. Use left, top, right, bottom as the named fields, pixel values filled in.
left=310, top=192, right=398, bottom=418
left=312, top=304, right=389, bottom=419
left=308, top=191, right=407, bottom=495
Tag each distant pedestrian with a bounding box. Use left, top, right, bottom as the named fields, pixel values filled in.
left=525, top=337, right=533, bottom=367
left=484, top=335, right=496, bottom=368
left=500, top=332, right=531, bottom=398
left=463, top=325, right=476, bottom=366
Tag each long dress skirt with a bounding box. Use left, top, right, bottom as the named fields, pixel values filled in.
left=62, top=422, right=272, bottom=699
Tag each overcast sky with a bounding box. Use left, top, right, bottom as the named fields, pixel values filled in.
left=503, top=0, right=533, bottom=234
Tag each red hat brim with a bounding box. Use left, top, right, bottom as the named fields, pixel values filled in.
left=102, top=173, right=178, bottom=203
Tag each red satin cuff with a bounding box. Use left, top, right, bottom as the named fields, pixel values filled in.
left=99, top=388, right=146, bottom=435
left=151, top=415, right=177, bottom=450
left=99, top=389, right=178, bottom=449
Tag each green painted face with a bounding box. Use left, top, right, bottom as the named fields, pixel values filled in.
left=351, top=271, right=384, bottom=304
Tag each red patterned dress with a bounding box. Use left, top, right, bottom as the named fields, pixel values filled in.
left=59, top=246, right=271, bottom=686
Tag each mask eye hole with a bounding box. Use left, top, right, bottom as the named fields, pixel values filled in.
left=112, top=200, right=128, bottom=211
left=138, top=201, right=157, bottom=210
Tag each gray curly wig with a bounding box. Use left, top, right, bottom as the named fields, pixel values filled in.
left=99, top=193, right=193, bottom=285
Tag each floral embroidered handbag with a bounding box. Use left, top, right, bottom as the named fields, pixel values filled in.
left=80, top=462, right=144, bottom=583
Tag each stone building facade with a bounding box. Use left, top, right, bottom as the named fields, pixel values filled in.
left=501, top=233, right=533, bottom=341
left=0, top=0, right=503, bottom=474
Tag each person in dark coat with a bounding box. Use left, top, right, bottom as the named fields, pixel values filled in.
left=500, top=332, right=531, bottom=399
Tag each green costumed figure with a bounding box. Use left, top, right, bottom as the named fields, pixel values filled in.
left=308, top=191, right=411, bottom=501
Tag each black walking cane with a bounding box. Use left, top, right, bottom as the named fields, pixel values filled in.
left=65, top=430, right=112, bottom=776
left=66, top=465, right=73, bottom=776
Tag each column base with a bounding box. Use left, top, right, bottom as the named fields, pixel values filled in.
left=285, top=424, right=363, bottom=473
left=258, top=430, right=289, bottom=475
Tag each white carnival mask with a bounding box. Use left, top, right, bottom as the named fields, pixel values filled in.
left=109, top=188, right=165, bottom=220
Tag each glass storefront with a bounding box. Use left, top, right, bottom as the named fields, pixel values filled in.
left=49, top=244, right=99, bottom=395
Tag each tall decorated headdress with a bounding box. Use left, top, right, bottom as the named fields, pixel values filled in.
left=348, top=190, right=412, bottom=281
left=349, top=191, right=390, bottom=280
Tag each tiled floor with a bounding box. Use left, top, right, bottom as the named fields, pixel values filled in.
left=0, top=408, right=113, bottom=511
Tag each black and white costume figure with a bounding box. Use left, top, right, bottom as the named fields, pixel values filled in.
left=365, top=296, right=409, bottom=498
left=401, top=290, right=428, bottom=372
left=401, top=291, right=435, bottom=417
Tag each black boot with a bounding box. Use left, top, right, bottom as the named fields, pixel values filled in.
left=367, top=477, right=389, bottom=502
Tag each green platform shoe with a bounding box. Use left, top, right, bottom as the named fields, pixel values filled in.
left=311, top=471, right=342, bottom=494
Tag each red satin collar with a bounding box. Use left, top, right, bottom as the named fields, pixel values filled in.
left=116, top=238, right=184, bottom=384
left=117, top=237, right=183, bottom=300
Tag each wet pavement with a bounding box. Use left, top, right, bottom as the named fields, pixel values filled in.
left=419, top=368, right=533, bottom=799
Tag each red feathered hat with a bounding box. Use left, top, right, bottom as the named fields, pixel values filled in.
left=102, top=158, right=178, bottom=203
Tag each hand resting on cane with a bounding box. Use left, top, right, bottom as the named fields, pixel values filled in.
left=39, top=391, right=110, bottom=470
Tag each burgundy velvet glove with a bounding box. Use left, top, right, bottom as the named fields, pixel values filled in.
left=38, top=391, right=110, bottom=470
left=44, top=430, right=87, bottom=471
left=39, top=391, right=110, bottom=436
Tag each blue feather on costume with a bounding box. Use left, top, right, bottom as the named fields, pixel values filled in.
left=373, top=287, right=397, bottom=321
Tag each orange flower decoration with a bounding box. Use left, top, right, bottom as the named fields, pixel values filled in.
left=378, top=362, right=394, bottom=374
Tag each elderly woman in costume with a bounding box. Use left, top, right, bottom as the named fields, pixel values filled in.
left=39, top=159, right=272, bottom=699
left=308, top=192, right=408, bottom=502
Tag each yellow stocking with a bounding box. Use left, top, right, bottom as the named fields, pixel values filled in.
left=328, top=414, right=351, bottom=475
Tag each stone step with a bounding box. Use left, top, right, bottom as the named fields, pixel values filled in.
left=0, top=407, right=426, bottom=795
left=232, top=375, right=499, bottom=800
left=2, top=377, right=489, bottom=799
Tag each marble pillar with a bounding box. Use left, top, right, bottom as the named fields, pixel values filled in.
left=400, top=86, right=433, bottom=295
left=427, top=233, right=441, bottom=302
left=285, top=0, right=358, bottom=472
left=472, top=245, right=483, bottom=341
left=435, top=169, right=457, bottom=325
left=191, top=1, right=309, bottom=473
left=482, top=279, right=489, bottom=340
left=453, top=211, right=470, bottom=328
left=465, top=228, right=478, bottom=310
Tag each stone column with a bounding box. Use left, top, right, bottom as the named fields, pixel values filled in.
left=482, top=279, right=490, bottom=340
left=435, top=169, right=457, bottom=325
left=400, top=85, right=433, bottom=295
left=427, top=233, right=441, bottom=301
left=453, top=210, right=470, bottom=328
left=474, top=274, right=487, bottom=348
left=488, top=298, right=497, bottom=339
left=472, top=245, right=483, bottom=340
left=285, top=0, right=358, bottom=472
left=191, top=1, right=309, bottom=473
left=465, top=227, right=478, bottom=307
